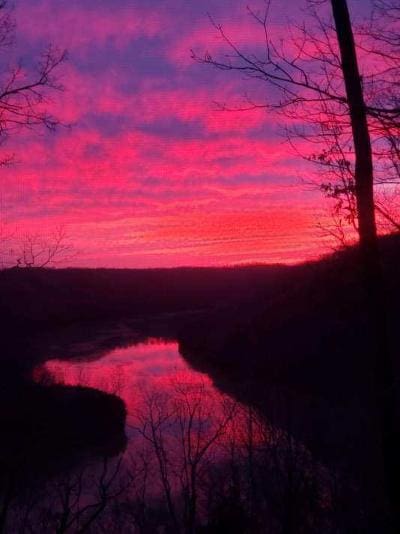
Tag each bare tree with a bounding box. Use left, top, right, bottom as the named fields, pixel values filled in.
left=193, top=1, right=400, bottom=239
left=0, top=1, right=68, bottom=267
left=193, top=0, right=400, bottom=522
left=130, top=381, right=238, bottom=533
left=2, top=379, right=364, bottom=533
left=0, top=219, right=13, bottom=268
left=126, top=380, right=339, bottom=533
left=0, top=0, right=66, bottom=166
left=11, top=225, right=75, bottom=268
left=3, top=458, right=131, bottom=533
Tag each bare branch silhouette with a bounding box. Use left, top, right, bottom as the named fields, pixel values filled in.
left=13, top=225, right=76, bottom=268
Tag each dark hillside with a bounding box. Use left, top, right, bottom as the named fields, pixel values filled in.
left=2, top=233, right=400, bottom=507
left=177, top=233, right=400, bottom=512
left=0, top=263, right=290, bottom=328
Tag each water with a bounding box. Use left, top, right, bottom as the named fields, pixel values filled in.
left=35, top=338, right=245, bottom=455
left=37, top=338, right=220, bottom=425
left=39, top=339, right=191, bottom=400
left=27, top=336, right=329, bottom=532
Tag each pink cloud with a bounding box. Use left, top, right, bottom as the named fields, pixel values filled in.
left=0, top=0, right=346, bottom=268
left=16, top=1, right=165, bottom=51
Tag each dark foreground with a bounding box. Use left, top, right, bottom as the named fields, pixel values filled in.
left=1, top=234, right=400, bottom=532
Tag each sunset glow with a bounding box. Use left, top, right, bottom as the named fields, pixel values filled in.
left=1, top=0, right=357, bottom=267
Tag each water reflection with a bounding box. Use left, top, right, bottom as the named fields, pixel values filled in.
left=36, top=338, right=217, bottom=422
left=24, top=339, right=340, bottom=533
left=42, top=339, right=185, bottom=385
left=36, top=339, right=248, bottom=449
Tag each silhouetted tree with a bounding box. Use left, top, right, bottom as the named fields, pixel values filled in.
left=330, top=3, right=398, bottom=524
left=0, top=224, right=75, bottom=268
left=0, top=0, right=66, bottom=166
left=193, top=0, right=399, bottom=524
left=1, top=373, right=370, bottom=532
left=14, top=225, right=75, bottom=268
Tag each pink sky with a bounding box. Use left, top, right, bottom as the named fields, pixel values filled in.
left=0, top=0, right=368, bottom=268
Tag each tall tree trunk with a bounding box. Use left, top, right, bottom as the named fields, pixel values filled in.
left=331, top=0, right=398, bottom=524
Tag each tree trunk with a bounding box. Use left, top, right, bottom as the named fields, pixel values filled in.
left=331, top=0, right=398, bottom=525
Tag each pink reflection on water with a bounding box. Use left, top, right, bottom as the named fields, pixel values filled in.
left=36, top=337, right=268, bottom=462
left=34, top=336, right=281, bottom=514
left=38, top=338, right=213, bottom=414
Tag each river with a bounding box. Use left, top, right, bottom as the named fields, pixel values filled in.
left=25, top=333, right=331, bottom=532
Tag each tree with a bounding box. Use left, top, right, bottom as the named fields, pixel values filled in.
left=0, top=0, right=67, bottom=256
left=0, top=224, right=75, bottom=268
left=0, top=1, right=68, bottom=268
left=193, top=1, right=400, bottom=240
left=14, top=225, right=75, bottom=268
left=0, top=0, right=66, bottom=166
left=193, top=0, right=399, bottom=524
left=330, top=4, right=398, bottom=524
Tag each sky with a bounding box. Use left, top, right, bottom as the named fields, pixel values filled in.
left=0, top=0, right=368, bottom=268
